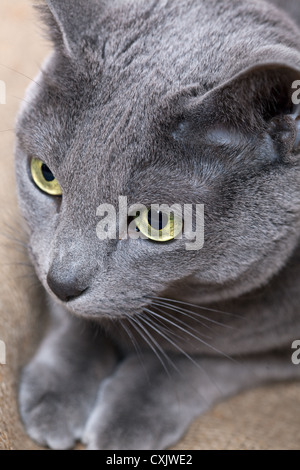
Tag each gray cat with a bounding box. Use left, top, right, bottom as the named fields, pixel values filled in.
left=15, top=0, right=300, bottom=450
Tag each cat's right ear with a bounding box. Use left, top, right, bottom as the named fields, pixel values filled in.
left=178, top=59, right=300, bottom=161
left=35, top=0, right=104, bottom=58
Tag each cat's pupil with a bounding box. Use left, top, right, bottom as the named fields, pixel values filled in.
left=41, top=164, right=55, bottom=182
left=148, top=211, right=168, bottom=231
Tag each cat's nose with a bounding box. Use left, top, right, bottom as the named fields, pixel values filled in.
left=47, top=270, right=88, bottom=302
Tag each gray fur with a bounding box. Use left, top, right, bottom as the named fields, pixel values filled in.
left=15, top=0, right=300, bottom=449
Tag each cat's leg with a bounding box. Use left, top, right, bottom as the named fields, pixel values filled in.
left=19, top=300, right=118, bottom=450
left=83, top=351, right=299, bottom=450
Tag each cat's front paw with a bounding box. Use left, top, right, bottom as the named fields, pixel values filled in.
left=83, top=355, right=191, bottom=450
left=19, top=363, right=95, bottom=450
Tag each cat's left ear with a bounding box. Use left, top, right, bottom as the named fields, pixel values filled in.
left=36, top=0, right=104, bottom=58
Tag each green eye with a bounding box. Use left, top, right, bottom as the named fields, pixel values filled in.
left=135, top=208, right=183, bottom=242
left=30, top=158, right=62, bottom=196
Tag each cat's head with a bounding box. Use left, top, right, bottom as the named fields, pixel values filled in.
left=15, top=0, right=300, bottom=318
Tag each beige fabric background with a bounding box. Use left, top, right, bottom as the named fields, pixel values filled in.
left=0, top=0, right=300, bottom=451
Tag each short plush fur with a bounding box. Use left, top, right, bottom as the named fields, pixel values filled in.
left=15, top=0, right=300, bottom=449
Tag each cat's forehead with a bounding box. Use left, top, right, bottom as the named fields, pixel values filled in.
left=17, top=0, right=300, bottom=196
left=20, top=2, right=226, bottom=169
left=81, top=0, right=296, bottom=81
left=18, top=53, right=193, bottom=206
left=39, top=0, right=299, bottom=116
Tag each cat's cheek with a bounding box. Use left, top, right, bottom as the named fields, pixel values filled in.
left=15, top=153, right=61, bottom=228
left=25, top=213, right=62, bottom=288
left=26, top=246, right=50, bottom=289
left=18, top=175, right=61, bottom=229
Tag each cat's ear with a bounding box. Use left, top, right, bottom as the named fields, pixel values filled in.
left=36, top=0, right=104, bottom=58
left=222, top=63, right=300, bottom=156
left=185, top=59, right=300, bottom=157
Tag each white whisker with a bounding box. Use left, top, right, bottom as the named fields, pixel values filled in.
left=0, top=63, right=42, bottom=88
left=150, top=299, right=236, bottom=330
left=147, top=295, right=243, bottom=320
left=144, top=307, right=238, bottom=364
left=150, top=304, right=213, bottom=340
left=129, top=313, right=172, bottom=376
left=143, top=309, right=188, bottom=343
left=139, top=311, right=234, bottom=402
left=120, top=316, right=150, bottom=382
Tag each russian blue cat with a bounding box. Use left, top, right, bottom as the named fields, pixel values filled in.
left=15, top=0, right=300, bottom=449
